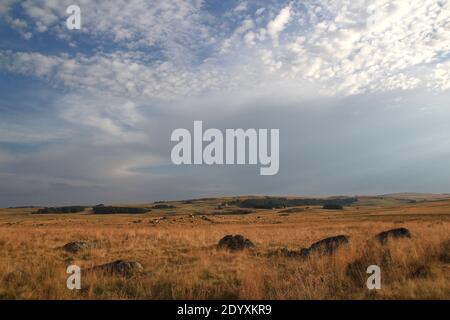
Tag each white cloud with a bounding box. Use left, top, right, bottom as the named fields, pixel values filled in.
left=432, top=61, right=450, bottom=90
left=279, top=0, right=450, bottom=95
left=1, top=0, right=210, bottom=64
left=260, top=49, right=282, bottom=72
left=0, top=123, right=70, bottom=144
left=0, top=50, right=234, bottom=100
left=255, top=8, right=266, bottom=16
left=0, top=0, right=449, bottom=100
left=233, top=1, right=248, bottom=13
left=267, top=5, right=292, bottom=45
left=56, top=93, right=147, bottom=144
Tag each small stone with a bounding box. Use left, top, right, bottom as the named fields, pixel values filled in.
left=62, top=241, right=95, bottom=253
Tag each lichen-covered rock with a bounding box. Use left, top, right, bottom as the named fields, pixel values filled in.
left=307, top=235, right=350, bottom=255
left=218, top=235, right=255, bottom=250
left=274, top=236, right=349, bottom=258
left=375, top=228, right=411, bottom=244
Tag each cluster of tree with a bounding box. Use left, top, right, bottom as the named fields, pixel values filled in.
left=237, top=197, right=357, bottom=209
left=9, top=206, right=40, bottom=209
left=322, top=203, right=344, bottom=210
left=152, top=204, right=176, bottom=209
left=33, top=206, right=86, bottom=214
left=92, top=206, right=150, bottom=214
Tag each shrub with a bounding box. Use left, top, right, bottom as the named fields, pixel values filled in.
left=238, top=197, right=356, bottom=209
left=33, top=206, right=86, bottom=214
left=238, top=198, right=287, bottom=209
left=213, top=209, right=254, bottom=215
left=323, top=203, right=344, bottom=210
left=152, top=204, right=176, bottom=209
left=92, top=206, right=150, bottom=214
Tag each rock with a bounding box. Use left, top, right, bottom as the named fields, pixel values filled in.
left=274, top=236, right=349, bottom=258
left=91, top=260, right=144, bottom=276
left=151, top=217, right=167, bottom=224
left=307, top=235, right=350, bottom=255
left=218, top=235, right=255, bottom=250
left=299, top=248, right=310, bottom=257
left=201, top=215, right=213, bottom=222
left=375, top=228, right=411, bottom=244
left=62, top=241, right=95, bottom=253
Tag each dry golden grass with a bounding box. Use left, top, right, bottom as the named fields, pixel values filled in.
left=0, top=197, right=449, bottom=300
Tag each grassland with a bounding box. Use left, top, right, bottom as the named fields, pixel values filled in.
left=0, top=196, right=449, bottom=300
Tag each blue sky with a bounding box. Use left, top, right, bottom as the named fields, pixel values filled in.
left=0, top=0, right=450, bottom=206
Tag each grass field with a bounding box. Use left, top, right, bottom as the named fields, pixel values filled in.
left=0, top=196, right=449, bottom=300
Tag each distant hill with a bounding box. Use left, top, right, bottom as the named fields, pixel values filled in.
left=378, top=193, right=450, bottom=201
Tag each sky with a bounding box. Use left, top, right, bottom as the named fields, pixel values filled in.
left=0, top=0, right=449, bottom=207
